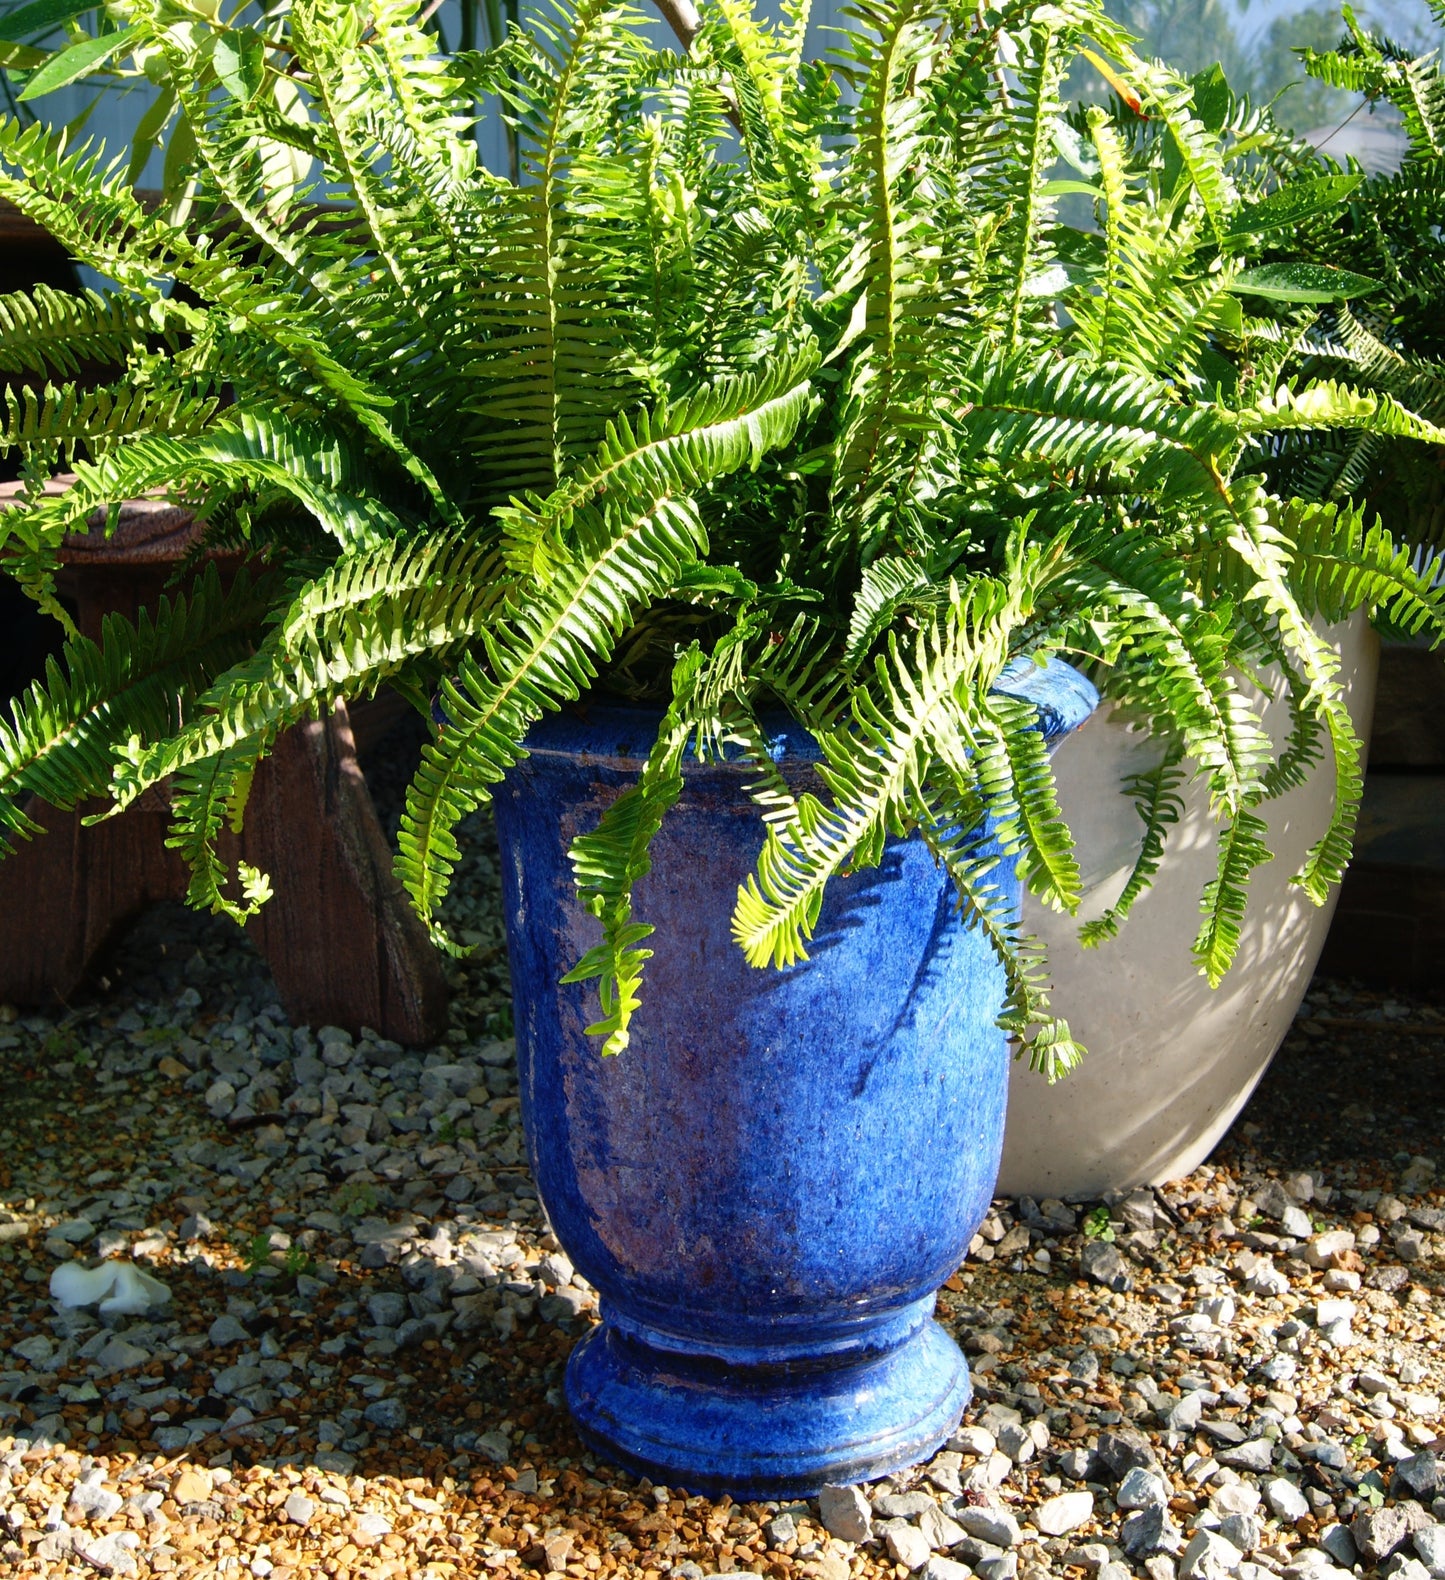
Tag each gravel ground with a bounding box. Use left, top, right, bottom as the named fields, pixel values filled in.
left=0, top=719, right=1441, bottom=1580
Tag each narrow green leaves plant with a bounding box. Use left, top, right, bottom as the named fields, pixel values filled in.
left=0, top=0, right=1441, bottom=1076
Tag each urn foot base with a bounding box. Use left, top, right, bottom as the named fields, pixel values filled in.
left=564, top=1312, right=971, bottom=1498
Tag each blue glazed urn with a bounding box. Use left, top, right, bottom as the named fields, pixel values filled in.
left=492, top=659, right=1097, bottom=1497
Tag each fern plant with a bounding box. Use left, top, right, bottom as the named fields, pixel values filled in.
left=0, top=0, right=1441, bottom=1082
left=1252, top=2, right=1445, bottom=546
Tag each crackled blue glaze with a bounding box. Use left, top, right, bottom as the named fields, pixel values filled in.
left=492, top=659, right=1097, bottom=1497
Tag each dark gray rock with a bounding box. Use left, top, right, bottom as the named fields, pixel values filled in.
left=1081, top=1240, right=1134, bottom=1292
left=366, top=1292, right=408, bottom=1328
left=207, top=1314, right=248, bottom=1348
left=875, top=1492, right=939, bottom=1520
left=1220, top=1439, right=1275, bottom=1473
left=1398, top=1456, right=1444, bottom=1502
left=1319, top=1525, right=1359, bottom=1569
left=1121, top=1505, right=1182, bottom=1559
left=362, top=1396, right=407, bottom=1431
left=1097, top=1426, right=1160, bottom=1480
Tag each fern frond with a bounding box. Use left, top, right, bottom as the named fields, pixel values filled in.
left=1231, top=379, right=1445, bottom=448
left=1078, top=745, right=1187, bottom=947
left=1125, top=53, right=1237, bottom=234
left=1282, top=496, right=1445, bottom=642
left=917, top=797, right=1083, bottom=1081
left=496, top=353, right=817, bottom=579
left=1225, top=484, right=1365, bottom=904
left=1001, top=19, right=1066, bottom=348
left=2, top=409, right=412, bottom=560
left=397, top=495, right=711, bottom=946
left=974, top=691, right=1081, bottom=912
left=161, top=739, right=276, bottom=925
left=733, top=565, right=1039, bottom=970
left=0, top=565, right=278, bottom=854
left=1192, top=807, right=1272, bottom=985
left=843, top=554, right=936, bottom=670
left=0, top=380, right=220, bottom=468
left=560, top=645, right=704, bottom=1055
left=0, top=284, right=190, bottom=379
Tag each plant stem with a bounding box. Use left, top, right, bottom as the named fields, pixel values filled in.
left=651, top=0, right=700, bottom=50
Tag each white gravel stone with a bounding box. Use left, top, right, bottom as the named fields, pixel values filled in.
left=1280, top=1206, right=1313, bottom=1239
left=919, top=1503, right=966, bottom=1550
left=352, top=1511, right=393, bottom=1547
left=1414, top=1527, right=1445, bottom=1578
left=1119, top=1469, right=1170, bottom=1510
left=283, top=1491, right=316, bottom=1527
left=1180, top=1530, right=1244, bottom=1580
left=1264, top=1479, right=1310, bottom=1523
left=884, top=1521, right=933, bottom=1570
left=67, top=1481, right=122, bottom=1522
left=76, top=1532, right=139, bottom=1576
left=1035, top=1493, right=1094, bottom=1537
left=951, top=1426, right=997, bottom=1457
left=956, top=1505, right=1023, bottom=1548
left=818, top=1483, right=872, bottom=1544
left=1210, top=1485, right=1261, bottom=1518
left=1170, top=1393, right=1206, bottom=1432
left=1245, top=1261, right=1290, bottom=1296
left=1282, top=1556, right=1352, bottom=1580
left=538, top=1251, right=576, bottom=1287
left=1303, top=1230, right=1356, bottom=1268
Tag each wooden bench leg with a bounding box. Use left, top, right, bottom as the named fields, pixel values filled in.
left=0, top=700, right=450, bottom=1046
left=237, top=700, right=449, bottom=1045
left=0, top=797, right=186, bottom=1009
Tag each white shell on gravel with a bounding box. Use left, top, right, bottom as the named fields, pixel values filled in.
left=49, top=1260, right=171, bottom=1316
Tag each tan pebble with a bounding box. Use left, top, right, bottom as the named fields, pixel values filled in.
left=171, top=1468, right=213, bottom=1505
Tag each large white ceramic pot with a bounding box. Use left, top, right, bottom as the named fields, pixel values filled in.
left=999, top=615, right=1380, bottom=1198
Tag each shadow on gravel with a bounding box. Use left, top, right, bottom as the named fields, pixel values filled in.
left=1213, top=976, right=1445, bottom=1177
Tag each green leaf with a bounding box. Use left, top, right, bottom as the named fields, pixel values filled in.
left=17, top=23, right=136, bottom=100
left=0, top=39, right=46, bottom=68
left=1038, top=178, right=1102, bottom=198
left=160, top=104, right=196, bottom=206
left=0, top=0, right=100, bottom=43
left=1222, top=175, right=1364, bottom=241
left=125, top=82, right=175, bottom=186
left=1187, top=63, right=1232, bottom=133
left=211, top=29, right=265, bottom=104
left=1229, top=263, right=1382, bottom=304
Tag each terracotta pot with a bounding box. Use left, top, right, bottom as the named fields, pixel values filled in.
left=1000, top=615, right=1380, bottom=1198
